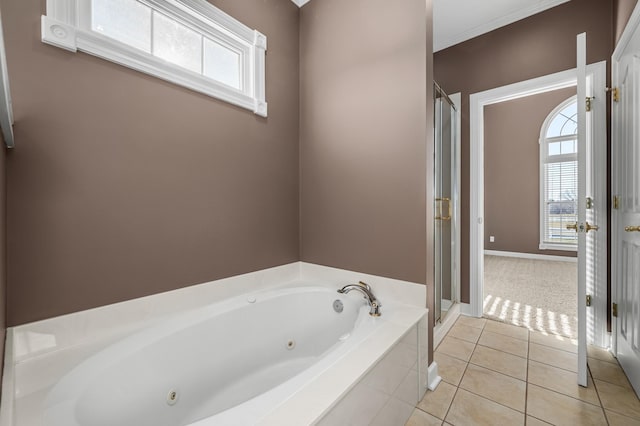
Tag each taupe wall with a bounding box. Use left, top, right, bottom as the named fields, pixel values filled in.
left=484, top=87, right=577, bottom=257
left=615, top=0, right=639, bottom=43
left=300, top=0, right=430, bottom=285
left=299, top=0, right=433, bottom=355
left=434, top=0, right=613, bottom=302
left=3, top=0, right=300, bottom=326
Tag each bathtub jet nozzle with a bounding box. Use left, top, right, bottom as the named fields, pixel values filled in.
left=167, top=390, right=179, bottom=406
left=337, top=282, right=381, bottom=317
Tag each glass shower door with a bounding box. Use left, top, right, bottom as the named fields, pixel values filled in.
left=434, top=83, right=457, bottom=324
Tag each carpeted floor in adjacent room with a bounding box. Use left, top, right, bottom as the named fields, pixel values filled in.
left=483, top=255, right=577, bottom=339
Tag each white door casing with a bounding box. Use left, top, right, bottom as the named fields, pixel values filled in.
left=469, top=62, right=609, bottom=354
left=612, top=2, right=640, bottom=396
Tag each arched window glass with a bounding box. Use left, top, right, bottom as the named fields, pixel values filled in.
left=546, top=101, right=578, bottom=138
left=539, top=96, right=578, bottom=251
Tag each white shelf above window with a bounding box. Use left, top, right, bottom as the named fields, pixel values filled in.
left=42, top=0, right=267, bottom=117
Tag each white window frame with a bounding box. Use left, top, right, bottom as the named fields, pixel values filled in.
left=41, top=0, right=267, bottom=116
left=539, top=95, right=578, bottom=251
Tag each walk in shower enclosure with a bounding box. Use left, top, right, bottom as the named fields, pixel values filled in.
left=434, top=82, right=460, bottom=324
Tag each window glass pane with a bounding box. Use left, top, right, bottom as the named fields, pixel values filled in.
left=203, top=39, right=241, bottom=90
left=546, top=115, right=564, bottom=137
left=561, top=139, right=576, bottom=154
left=546, top=100, right=577, bottom=138
left=153, top=12, right=202, bottom=74
left=559, top=101, right=577, bottom=118
left=92, top=0, right=151, bottom=52
left=544, top=160, right=578, bottom=244
left=549, top=141, right=561, bottom=156
left=559, top=113, right=577, bottom=136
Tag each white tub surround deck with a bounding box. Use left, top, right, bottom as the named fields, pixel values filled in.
left=1, top=262, right=428, bottom=426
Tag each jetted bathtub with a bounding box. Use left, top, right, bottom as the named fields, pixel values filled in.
left=40, top=285, right=421, bottom=426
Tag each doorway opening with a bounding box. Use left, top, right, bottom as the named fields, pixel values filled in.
left=469, top=63, right=608, bottom=348
left=483, top=91, right=578, bottom=338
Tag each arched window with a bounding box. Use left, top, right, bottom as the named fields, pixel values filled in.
left=539, top=96, right=578, bottom=251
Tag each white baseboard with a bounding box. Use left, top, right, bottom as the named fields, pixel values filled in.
left=427, top=361, right=442, bottom=391
left=459, top=303, right=473, bottom=316
left=484, top=250, right=577, bottom=263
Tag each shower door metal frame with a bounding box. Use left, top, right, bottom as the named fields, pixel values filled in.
left=434, top=84, right=461, bottom=325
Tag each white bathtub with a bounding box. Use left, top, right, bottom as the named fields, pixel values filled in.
left=45, top=286, right=372, bottom=425
left=4, top=264, right=428, bottom=426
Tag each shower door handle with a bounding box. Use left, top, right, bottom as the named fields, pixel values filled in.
left=435, top=197, right=452, bottom=221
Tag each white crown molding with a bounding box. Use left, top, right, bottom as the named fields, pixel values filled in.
left=434, top=0, right=570, bottom=52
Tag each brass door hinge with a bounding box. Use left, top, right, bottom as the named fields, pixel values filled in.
left=612, top=302, right=618, bottom=317
left=586, top=197, right=593, bottom=209
left=607, top=87, right=620, bottom=102
left=613, top=195, right=620, bottom=210
left=586, top=294, right=592, bottom=307
left=586, top=97, right=592, bottom=112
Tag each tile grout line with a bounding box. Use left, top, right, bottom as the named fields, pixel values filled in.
left=529, top=337, right=578, bottom=355
left=526, top=380, right=607, bottom=409
left=590, top=366, right=611, bottom=426
left=457, top=383, right=527, bottom=415
left=475, top=319, right=639, bottom=424
left=475, top=341, right=527, bottom=359
left=441, top=322, right=478, bottom=423
left=420, top=318, right=640, bottom=425
left=443, top=319, right=640, bottom=424
left=528, top=343, right=582, bottom=375
left=441, top=317, right=486, bottom=424
left=461, top=321, right=529, bottom=418
left=415, top=317, right=479, bottom=422
left=467, top=340, right=528, bottom=381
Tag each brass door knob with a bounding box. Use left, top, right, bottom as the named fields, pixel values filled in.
left=566, top=222, right=598, bottom=232
left=625, top=226, right=640, bottom=232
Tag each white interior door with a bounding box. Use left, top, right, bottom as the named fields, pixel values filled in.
left=613, top=13, right=640, bottom=395
left=576, top=32, right=588, bottom=387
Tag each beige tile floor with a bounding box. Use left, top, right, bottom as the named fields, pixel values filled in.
left=406, top=316, right=640, bottom=426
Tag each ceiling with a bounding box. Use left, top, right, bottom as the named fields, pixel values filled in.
left=433, top=0, right=570, bottom=52
left=291, top=0, right=571, bottom=52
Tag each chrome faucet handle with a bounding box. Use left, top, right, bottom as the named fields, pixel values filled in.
left=357, top=281, right=371, bottom=291
left=337, top=283, right=382, bottom=316
left=370, top=301, right=381, bottom=317
left=359, top=282, right=381, bottom=307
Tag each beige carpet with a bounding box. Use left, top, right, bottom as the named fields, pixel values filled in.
left=483, top=255, right=577, bottom=339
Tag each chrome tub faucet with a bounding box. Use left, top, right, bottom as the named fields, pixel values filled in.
left=337, top=281, right=381, bottom=317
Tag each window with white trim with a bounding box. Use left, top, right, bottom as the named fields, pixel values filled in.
left=539, top=96, right=578, bottom=251
left=42, top=0, right=267, bottom=116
